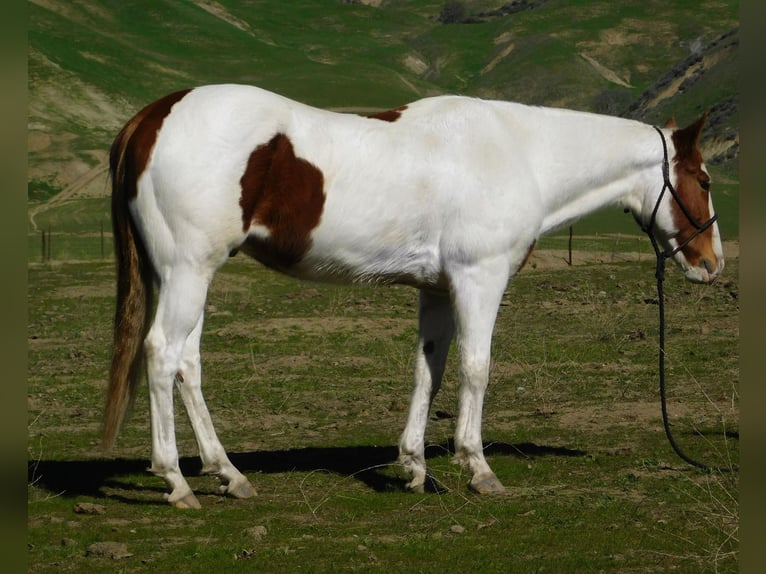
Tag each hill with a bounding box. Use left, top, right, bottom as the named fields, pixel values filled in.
left=626, top=27, right=738, bottom=167
left=27, top=0, right=739, bottom=238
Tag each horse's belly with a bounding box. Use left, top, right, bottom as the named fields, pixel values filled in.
left=240, top=230, right=443, bottom=288
left=308, top=238, right=444, bottom=287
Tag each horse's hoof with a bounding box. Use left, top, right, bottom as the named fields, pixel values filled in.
left=406, top=479, right=426, bottom=494
left=469, top=473, right=505, bottom=494
left=407, top=474, right=448, bottom=494
left=167, top=491, right=202, bottom=509
left=223, top=477, right=257, bottom=499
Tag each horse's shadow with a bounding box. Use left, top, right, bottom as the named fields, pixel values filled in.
left=27, top=441, right=586, bottom=503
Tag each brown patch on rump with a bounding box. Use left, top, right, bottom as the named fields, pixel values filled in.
left=669, top=113, right=718, bottom=269
left=110, top=89, right=192, bottom=200
left=367, top=105, right=408, bottom=122
left=239, top=133, right=325, bottom=268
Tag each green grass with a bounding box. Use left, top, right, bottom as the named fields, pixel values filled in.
left=28, top=254, right=739, bottom=573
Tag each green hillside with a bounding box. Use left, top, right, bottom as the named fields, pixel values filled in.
left=28, top=0, right=739, bottom=242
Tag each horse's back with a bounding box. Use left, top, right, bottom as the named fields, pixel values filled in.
left=124, top=85, right=542, bottom=284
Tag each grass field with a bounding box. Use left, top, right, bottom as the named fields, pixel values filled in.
left=27, top=252, right=739, bottom=573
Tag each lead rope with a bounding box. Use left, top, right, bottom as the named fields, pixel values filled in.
left=639, top=127, right=731, bottom=473
left=650, top=242, right=714, bottom=471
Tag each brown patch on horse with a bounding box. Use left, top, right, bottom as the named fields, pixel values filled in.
left=367, top=105, right=409, bottom=122
left=669, top=113, right=718, bottom=270
left=239, top=133, right=325, bottom=268
left=110, top=89, right=191, bottom=200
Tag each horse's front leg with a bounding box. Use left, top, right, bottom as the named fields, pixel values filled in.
left=449, top=257, right=512, bottom=494
left=398, top=289, right=454, bottom=492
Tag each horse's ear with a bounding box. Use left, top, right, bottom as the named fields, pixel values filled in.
left=686, top=111, right=708, bottom=143
left=663, top=117, right=677, bottom=129
left=672, top=112, right=708, bottom=158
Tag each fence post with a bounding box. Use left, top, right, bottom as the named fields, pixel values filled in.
left=567, top=226, right=573, bottom=266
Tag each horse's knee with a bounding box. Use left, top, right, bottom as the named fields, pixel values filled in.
left=459, top=349, right=490, bottom=379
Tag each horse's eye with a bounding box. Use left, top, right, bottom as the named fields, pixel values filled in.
left=700, top=180, right=710, bottom=191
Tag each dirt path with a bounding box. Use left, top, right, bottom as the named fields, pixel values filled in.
left=29, top=158, right=109, bottom=232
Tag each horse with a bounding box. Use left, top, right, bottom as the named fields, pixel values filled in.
left=103, top=84, right=724, bottom=508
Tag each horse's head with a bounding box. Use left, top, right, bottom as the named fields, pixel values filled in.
left=643, top=114, right=724, bottom=284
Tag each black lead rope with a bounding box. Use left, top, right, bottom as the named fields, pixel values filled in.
left=637, top=127, right=731, bottom=473
left=650, top=246, right=716, bottom=471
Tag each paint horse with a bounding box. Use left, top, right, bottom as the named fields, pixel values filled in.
left=104, top=84, right=724, bottom=508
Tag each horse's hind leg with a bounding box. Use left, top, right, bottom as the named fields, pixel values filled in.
left=399, top=289, right=455, bottom=492
left=176, top=316, right=256, bottom=499
left=144, top=266, right=213, bottom=508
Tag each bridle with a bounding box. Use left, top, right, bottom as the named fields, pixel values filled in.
left=632, top=126, right=729, bottom=473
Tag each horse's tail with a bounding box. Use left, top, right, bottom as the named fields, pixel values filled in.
left=101, top=118, right=155, bottom=450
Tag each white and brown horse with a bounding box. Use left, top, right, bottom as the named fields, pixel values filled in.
left=103, top=84, right=723, bottom=508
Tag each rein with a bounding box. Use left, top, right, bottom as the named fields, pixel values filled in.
left=634, top=126, right=726, bottom=472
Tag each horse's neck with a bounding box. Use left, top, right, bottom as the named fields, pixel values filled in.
left=518, top=107, right=661, bottom=234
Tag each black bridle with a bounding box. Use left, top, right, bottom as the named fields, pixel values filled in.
left=634, top=126, right=728, bottom=473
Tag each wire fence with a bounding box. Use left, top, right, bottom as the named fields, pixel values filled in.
left=32, top=223, right=111, bottom=263
left=31, top=224, right=651, bottom=265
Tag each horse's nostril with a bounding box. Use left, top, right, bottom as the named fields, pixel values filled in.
left=701, top=258, right=715, bottom=274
